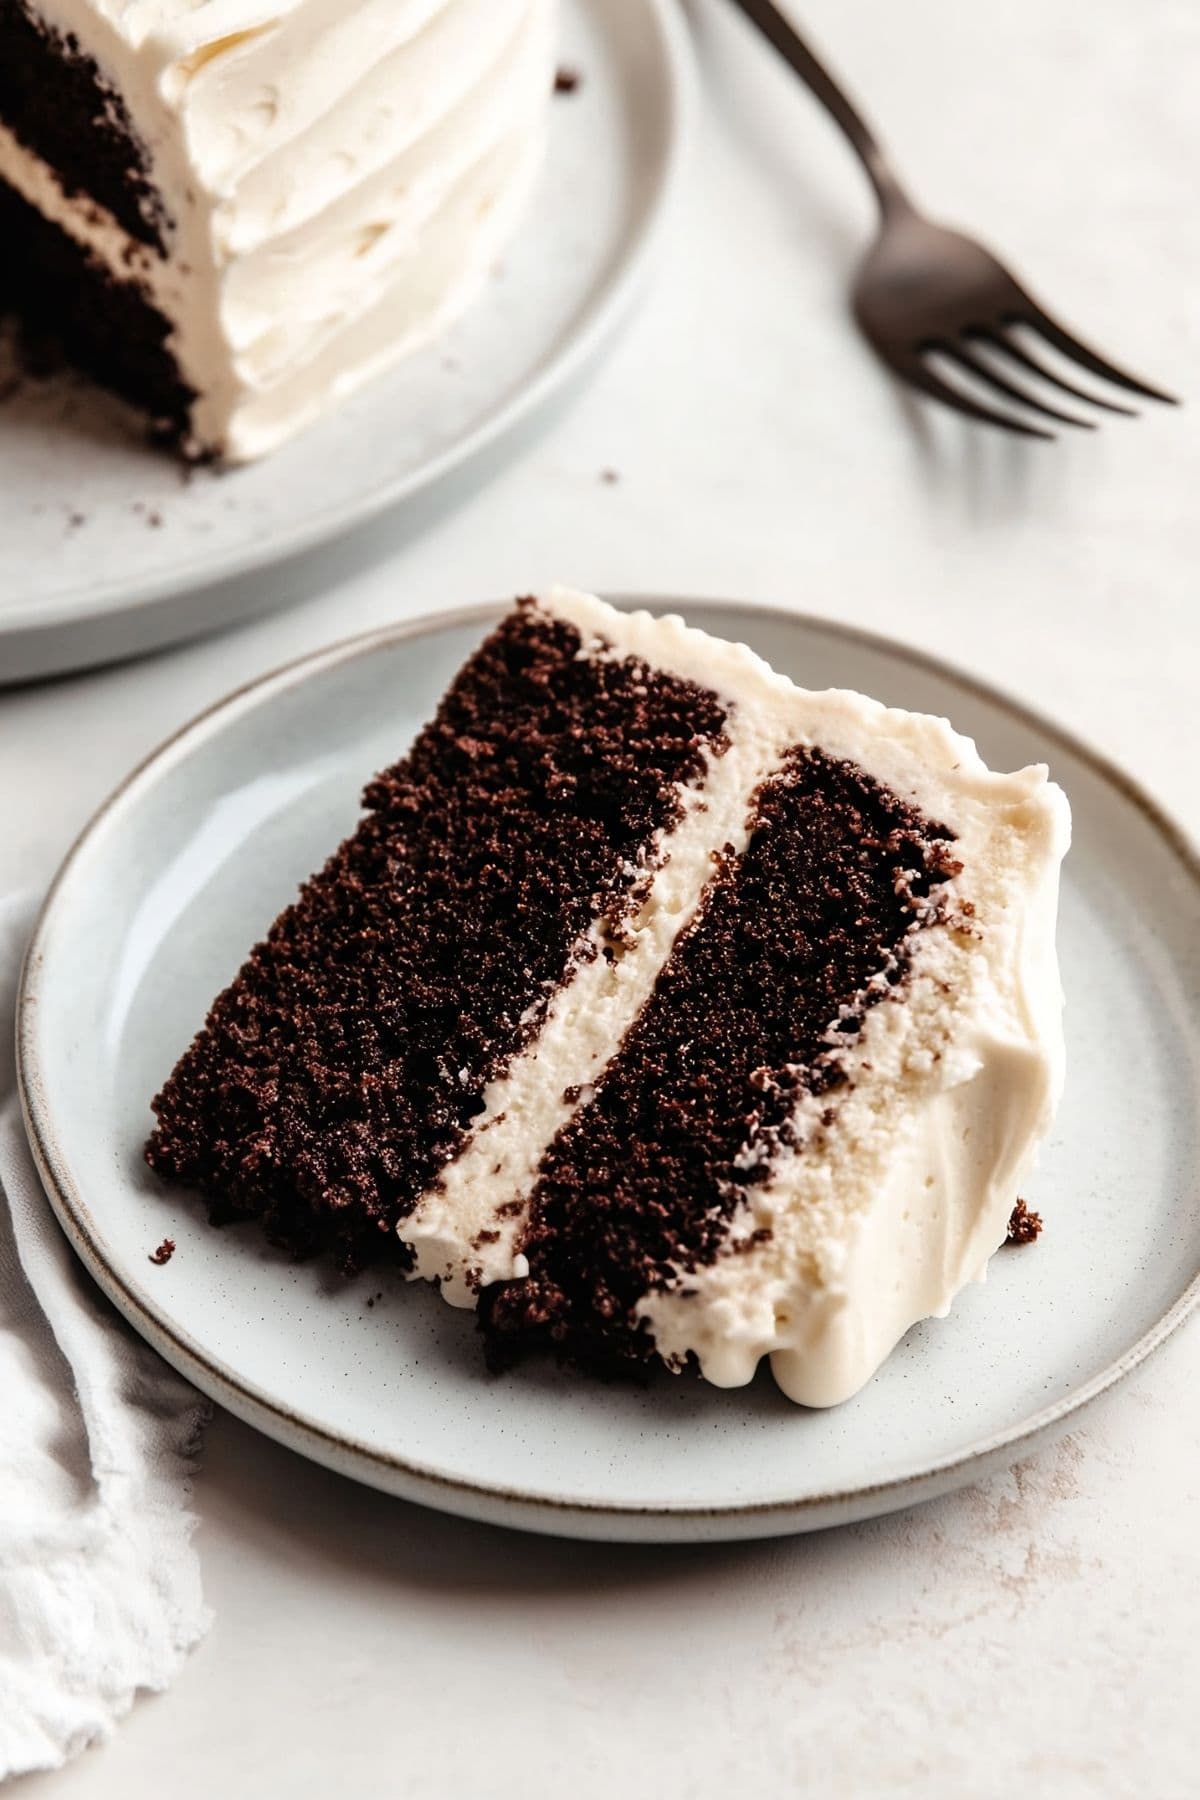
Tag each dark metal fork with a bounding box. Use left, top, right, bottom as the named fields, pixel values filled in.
left=728, top=0, right=1178, bottom=437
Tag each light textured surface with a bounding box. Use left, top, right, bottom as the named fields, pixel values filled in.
left=5, top=0, right=1200, bottom=1791
left=0, top=898, right=209, bottom=1781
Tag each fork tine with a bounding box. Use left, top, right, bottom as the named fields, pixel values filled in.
left=900, top=359, right=1055, bottom=440
left=973, top=329, right=1138, bottom=417
left=1016, top=305, right=1179, bottom=404
left=940, top=342, right=1095, bottom=430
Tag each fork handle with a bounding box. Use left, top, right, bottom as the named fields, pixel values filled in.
left=726, top=0, right=910, bottom=215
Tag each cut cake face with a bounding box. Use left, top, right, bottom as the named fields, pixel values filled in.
left=147, top=590, right=1070, bottom=1405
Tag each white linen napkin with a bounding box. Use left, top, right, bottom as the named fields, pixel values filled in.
left=0, top=891, right=211, bottom=1780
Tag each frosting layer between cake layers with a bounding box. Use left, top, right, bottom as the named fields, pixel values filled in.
left=404, top=590, right=1071, bottom=1406
left=0, top=0, right=555, bottom=457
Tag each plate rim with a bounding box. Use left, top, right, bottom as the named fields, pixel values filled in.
left=16, top=596, right=1200, bottom=1538
left=0, top=0, right=694, bottom=641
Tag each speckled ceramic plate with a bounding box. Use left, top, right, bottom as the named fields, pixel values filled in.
left=17, top=600, right=1200, bottom=1542
left=0, top=0, right=690, bottom=685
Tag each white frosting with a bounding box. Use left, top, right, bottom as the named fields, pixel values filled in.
left=403, top=590, right=1071, bottom=1408
left=9, top=0, right=555, bottom=458
left=640, top=777, right=1069, bottom=1406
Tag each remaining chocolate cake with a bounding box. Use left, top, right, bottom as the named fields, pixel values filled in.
left=0, top=0, right=556, bottom=459
left=147, top=590, right=1070, bottom=1406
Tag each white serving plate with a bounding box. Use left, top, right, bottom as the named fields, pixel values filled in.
left=18, top=599, right=1200, bottom=1541
left=0, top=0, right=689, bottom=684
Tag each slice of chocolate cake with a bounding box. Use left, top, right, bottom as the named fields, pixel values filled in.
left=0, top=0, right=555, bottom=459
left=147, top=591, right=1070, bottom=1406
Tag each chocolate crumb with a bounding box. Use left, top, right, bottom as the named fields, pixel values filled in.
left=149, top=1238, right=175, bottom=1266
left=554, top=66, right=582, bottom=94
left=1007, top=1198, right=1043, bottom=1246
left=600, top=468, right=620, bottom=485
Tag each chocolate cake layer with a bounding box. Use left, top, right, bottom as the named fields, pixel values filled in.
left=146, top=602, right=728, bottom=1268
left=0, top=178, right=194, bottom=433
left=0, top=0, right=168, bottom=251
left=482, top=747, right=960, bottom=1372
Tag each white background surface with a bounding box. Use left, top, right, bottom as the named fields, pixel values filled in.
left=6, top=0, right=1199, bottom=1792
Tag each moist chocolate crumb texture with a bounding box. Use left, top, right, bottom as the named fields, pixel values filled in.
left=147, top=590, right=1071, bottom=1407
left=1006, top=1198, right=1044, bottom=1246
left=0, top=0, right=557, bottom=459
